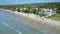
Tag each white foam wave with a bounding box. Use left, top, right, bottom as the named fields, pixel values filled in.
left=2, top=22, right=23, bottom=34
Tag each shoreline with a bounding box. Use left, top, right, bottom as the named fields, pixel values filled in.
left=1, top=9, right=60, bottom=34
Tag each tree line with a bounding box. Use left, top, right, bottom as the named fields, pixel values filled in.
left=0, top=2, right=60, bottom=14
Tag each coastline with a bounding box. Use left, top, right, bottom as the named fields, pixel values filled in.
left=1, top=9, right=60, bottom=34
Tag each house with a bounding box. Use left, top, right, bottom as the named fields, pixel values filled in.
left=40, top=8, right=56, bottom=17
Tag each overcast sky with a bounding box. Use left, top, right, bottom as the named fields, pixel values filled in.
left=0, top=0, right=60, bottom=5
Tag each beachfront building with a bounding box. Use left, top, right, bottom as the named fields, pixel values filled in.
left=15, top=8, right=23, bottom=12
left=20, top=8, right=23, bottom=12
left=33, top=5, right=38, bottom=14
left=40, top=8, right=56, bottom=17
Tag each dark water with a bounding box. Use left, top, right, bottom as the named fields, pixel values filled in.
left=0, top=10, right=42, bottom=34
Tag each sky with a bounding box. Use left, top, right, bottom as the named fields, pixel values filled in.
left=0, top=0, right=60, bottom=5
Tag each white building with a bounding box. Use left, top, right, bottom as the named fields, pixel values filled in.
left=41, top=8, right=55, bottom=17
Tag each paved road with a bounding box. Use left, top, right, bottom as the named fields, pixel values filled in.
left=0, top=10, right=42, bottom=34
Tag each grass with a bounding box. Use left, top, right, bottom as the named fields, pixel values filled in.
left=49, top=14, right=60, bottom=21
